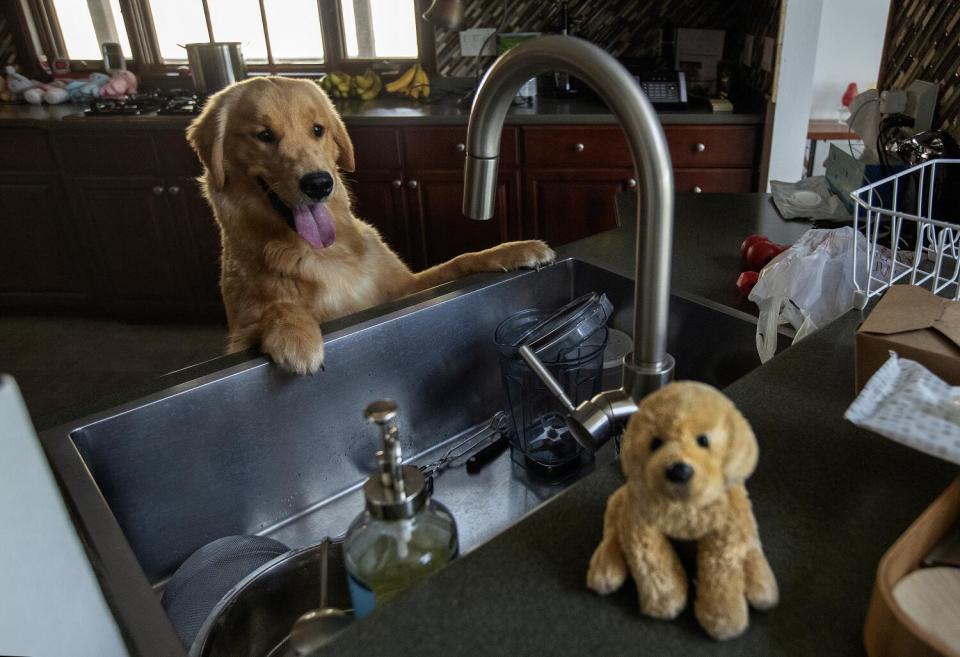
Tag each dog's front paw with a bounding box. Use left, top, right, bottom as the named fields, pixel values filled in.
left=587, top=542, right=627, bottom=595
left=261, top=314, right=325, bottom=375
left=476, top=240, right=556, bottom=272
left=638, top=577, right=688, bottom=620
left=745, top=550, right=779, bottom=610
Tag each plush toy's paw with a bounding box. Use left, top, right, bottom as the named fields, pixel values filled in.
left=261, top=315, right=325, bottom=375
left=639, top=581, right=688, bottom=620
left=475, top=240, right=556, bottom=272
left=695, top=592, right=749, bottom=641
left=745, top=550, right=779, bottom=610
left=587, top=543, right=628, bottom=595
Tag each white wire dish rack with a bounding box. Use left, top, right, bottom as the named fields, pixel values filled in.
left=851, top=158, right=960, bottom=308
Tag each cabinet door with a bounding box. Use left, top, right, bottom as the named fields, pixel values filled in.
left=406, top=170, right=520, bottom=270
left=67, top=177, right=193, bottom=319
left=346, top=172, right=412, bottom=266
left=0, top=177, right=92, bottom=310
left=525, top=170, right=635, bottom=246
left=167, top=177, right=225, bottom=321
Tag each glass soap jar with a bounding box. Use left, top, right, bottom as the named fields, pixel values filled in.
left=344, top=401, right=458, bottom=618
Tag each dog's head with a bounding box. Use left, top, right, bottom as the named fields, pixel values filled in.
left=620, top=382, right=758, bottom=508
left=186, top=76, right=355, bottom=249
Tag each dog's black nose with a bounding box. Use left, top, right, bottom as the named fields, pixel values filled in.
left=299, top=171, right=334, bottom=201
left=665, top=462, right=694, bottom=483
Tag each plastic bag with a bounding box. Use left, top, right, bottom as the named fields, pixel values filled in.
left=748, top=226, right=866, bottom=362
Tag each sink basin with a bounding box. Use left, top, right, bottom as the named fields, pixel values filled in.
left=39, top=257, right=783, bottom=651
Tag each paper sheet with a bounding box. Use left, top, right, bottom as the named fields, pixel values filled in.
left=845, top=353, right=960, bottom=465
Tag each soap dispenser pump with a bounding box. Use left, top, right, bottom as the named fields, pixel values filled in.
left=343, top=400, right=459, bottom=618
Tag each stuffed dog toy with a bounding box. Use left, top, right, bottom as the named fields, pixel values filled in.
left=587, top=382, right=778, bottom=640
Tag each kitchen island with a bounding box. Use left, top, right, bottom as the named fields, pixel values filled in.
left=36, top=194, right=958, bottom=657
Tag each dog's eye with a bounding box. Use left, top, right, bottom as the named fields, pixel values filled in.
left=313, top=124, right=325, bottom=138
left=650, top=437, right=664, bottom=452
left=697, top=434, right=710, bottom=448
left=256, top=128, right=275, bottom=143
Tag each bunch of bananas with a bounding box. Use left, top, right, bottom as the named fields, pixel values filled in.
left=320, top=69, right=382, bottom=100
left=384, top=63, right=430, bottom=99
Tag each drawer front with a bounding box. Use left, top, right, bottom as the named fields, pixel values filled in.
left=57, top=133, right=158, bottom=176
left=665, top=126, right=758, bottom=168
left=522, top=127, right=631, bottom=168
left=673, top=168, right=754, bottom=193
left=0, top=129, right=56, bottom=172
left=405, top=127, right=519, bottom=170
left=350, top=127, right=403, bottom=171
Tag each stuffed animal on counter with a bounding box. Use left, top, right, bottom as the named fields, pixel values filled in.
left=98, top=70, right=137, bottom=99
left=3, top=66, right=69, bottom=104
left=65, top=72, right=110, bottom=102
left=587, top=382, right=778, bottom=640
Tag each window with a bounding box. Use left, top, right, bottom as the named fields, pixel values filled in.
left=26, top=0, right=425, bottom=72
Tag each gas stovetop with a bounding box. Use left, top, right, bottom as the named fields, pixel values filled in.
left=85, top=90, right=205, bottom=116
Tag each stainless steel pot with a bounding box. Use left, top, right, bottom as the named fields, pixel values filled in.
left=189, top=540, right=353, bottom=657
left=185, top=42, right=246, bottom=95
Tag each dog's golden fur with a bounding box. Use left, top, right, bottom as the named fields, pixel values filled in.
left=187, top=76, right=554, bottom=373
left=587, top=382, right=778, bottom=640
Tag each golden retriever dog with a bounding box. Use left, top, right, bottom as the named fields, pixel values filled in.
left=187, top=77, right=554, bottom=374
left=586, top=382, right=778, bottom=640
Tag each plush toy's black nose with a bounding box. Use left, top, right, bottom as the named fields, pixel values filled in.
left=665, top=462, right=694, bottom=483
left=299, top=171, right=334, bottom=201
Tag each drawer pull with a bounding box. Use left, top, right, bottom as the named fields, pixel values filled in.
left=392, top=179, right=402, bottom=189
left=626, top=178, right=637, bottom=189
left=152, top=185, right=165, bottom=196
left=168, top=185, right=180, bottom=196
left=692, top=185, right=703, bottom=193
left=407, top=180, right=418, bottom=189
left=455, top=143, right=466, bottom=153
left=573, top=143, right=585, bottom=153
left=694, top=142, right=706, bottom=153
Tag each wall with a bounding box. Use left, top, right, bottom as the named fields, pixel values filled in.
left=879, top=0, right=960, bottom=138
left=809, top=0, right=889, bottom=119
left=434, top=0, right=748, bottom=78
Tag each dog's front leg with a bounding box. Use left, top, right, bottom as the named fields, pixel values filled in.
left=259, top=302, right=325, bottom=375
left=694, top=528, right=749, bottom=640
left=411, top=240, right=555, bottom=292
left=620, top=515, right=688, bottom=620
left=587, top=486, right=629, bottom=594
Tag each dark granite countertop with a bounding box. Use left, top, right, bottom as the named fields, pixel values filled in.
left=0, top=96, right=762, bottom=129
left=307, top=197, right=959, bottom=657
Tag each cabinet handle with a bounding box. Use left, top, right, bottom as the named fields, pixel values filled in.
left=573, top=143, right=585, bottom=153
left=692, top=185, right=703, bottom=193
left=455, top=143, right=466, bottom=153
left=392, top=179, right=402, bottom=189
left=626, top=178, right=637, bottom=189
left=168, top=185, right=180, bottom=196
left=694, top=142, right=706, bottom=153
left=152, top=185, right=165, bottom=196
left=407, top=180, right=418, bottom=189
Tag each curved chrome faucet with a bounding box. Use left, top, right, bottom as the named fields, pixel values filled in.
left=463, top=35, right=676, bottom=450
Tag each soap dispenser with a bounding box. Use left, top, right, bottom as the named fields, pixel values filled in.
left=344, top=400, right=459, bottom=618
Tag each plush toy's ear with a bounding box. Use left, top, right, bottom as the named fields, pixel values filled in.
left=619, top=407, right=656, bottom=478
left=186, top=87, right=236, bottom=190
left=723, top=403, right=759, bottom=484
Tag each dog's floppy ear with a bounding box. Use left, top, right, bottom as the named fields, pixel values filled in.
left=186, top=86, right=237, bottom=190
left=723, top=403, right=758, bottom=484
left=329, top=109, right=355, bottom=173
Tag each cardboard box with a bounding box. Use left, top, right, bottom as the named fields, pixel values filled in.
left=856, top=285, right=960, bottom=391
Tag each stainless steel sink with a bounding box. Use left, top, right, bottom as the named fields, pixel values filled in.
left=39, top=257, right=782, bottom=653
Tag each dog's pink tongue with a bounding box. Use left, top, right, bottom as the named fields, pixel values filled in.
left=292, top=203, right=336, bottom=249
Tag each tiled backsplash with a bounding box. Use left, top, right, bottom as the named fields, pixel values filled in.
left=433, top=0, right=782, bottom=97
left=879, top=0, right=960, bottom=138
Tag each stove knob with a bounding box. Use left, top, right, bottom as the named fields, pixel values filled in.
left=152, top=186, right=164, bottom=196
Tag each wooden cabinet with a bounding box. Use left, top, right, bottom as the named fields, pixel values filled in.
left=166, top=176, right=224, bottom=321
left=525, top=169, right=635, bottom=245
left=0, top=175, right=92, bottom=311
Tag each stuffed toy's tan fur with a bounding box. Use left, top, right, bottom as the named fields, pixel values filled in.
left=187, top=77, right=553, bottom=374
left=587, top=382, right=778, bottom=640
